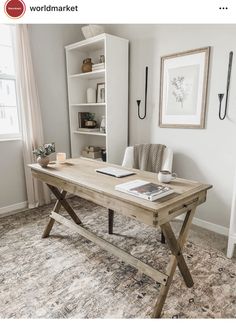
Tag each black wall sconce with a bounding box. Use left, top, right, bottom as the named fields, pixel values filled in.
left=137, top=66, right=148, bottom=120
left=218, top=51, right=233, bottom=120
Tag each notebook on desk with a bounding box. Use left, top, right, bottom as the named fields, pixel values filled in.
left=96, top=167, right=135, bottom=178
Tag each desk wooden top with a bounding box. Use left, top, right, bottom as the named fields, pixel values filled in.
left=29, top=158, right=212, bottom=214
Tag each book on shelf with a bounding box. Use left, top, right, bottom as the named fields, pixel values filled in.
left=92, top=63, right=105, bottom=71
left=82, top=150, right=101, bottom=159
left=85, top=146, right=101, bottom=152
left=115, top=180, right=174, bottom=201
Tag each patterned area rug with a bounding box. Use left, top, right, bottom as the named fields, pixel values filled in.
left=0, top=197, right=236, bottom=319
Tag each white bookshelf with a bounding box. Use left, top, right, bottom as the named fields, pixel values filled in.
left=65, top=33, right=129, bottom=164
left=227, top=169, right=236, bottom=258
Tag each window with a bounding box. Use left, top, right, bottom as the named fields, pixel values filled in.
left=0, top=25, right=21, bottom=140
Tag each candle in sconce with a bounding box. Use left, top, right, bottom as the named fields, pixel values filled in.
left=56, top=152, right=66, bottom=163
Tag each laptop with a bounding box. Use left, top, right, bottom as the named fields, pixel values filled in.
left=96, top=167, right=135, bottom=178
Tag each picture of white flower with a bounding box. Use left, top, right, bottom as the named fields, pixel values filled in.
left=166, top=64, right=199, bottom=116
left=171, top=76, right=191, bottom=108
left=159, top=47, right=210, bottom=128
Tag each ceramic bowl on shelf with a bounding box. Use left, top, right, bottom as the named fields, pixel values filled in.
left=81, top=25, right=104, bottom=39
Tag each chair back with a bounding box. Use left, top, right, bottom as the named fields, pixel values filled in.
left=122, top=146, right=173, bottom=172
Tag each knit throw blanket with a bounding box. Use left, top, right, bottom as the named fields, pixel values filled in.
left=133, top=144, right=166, bottom=173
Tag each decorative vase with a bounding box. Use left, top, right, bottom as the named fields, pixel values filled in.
left=82, top=58, right=92, bottom=73
left=100, top=115, right=106, bottom=133
left=99, top=55, right=105, bottom=63
left=87, top=88, right=96, bottom=103
left=37, top=156, right=50, bottom=168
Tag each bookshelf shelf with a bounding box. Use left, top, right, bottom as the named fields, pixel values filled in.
left=69, top=69, right=105, bottom=80
left=74, top=130, right=106, bottom=137
left=70, top=103, right=106, bottom=107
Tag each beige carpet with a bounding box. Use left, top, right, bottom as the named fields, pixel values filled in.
left=0, top=197, right=236, bottom=318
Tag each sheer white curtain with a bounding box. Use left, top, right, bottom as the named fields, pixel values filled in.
left=14, top=25, right=51, bottom=208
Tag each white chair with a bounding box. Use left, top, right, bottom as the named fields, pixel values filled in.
left=108, top=145, right=174, bottom=244
left=122, top=146, right=173, bottom=171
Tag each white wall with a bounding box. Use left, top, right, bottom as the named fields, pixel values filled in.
left=105, top=24, right=236, bottom=229
left=29, top=24, right=83, bottom=156
left=0, top=140, right=26, bottom=210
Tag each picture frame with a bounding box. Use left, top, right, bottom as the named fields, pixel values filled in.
left=96, top=82, right=105, bottom=103
left=159, top=47, right=210, bottom=129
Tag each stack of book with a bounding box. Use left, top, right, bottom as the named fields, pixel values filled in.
left=82, top=146, right=101, bottom=159
left=92, top=63, right=105, bottom=71
left=115, top=180, right=174, bottom=201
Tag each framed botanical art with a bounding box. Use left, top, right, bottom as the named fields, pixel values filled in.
left=96, top=82, right=105, bottom=103
left=159, top=47, right=210, bottom=128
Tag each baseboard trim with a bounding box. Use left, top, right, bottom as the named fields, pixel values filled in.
left=177, top=214, right=229, bottom=237
left=192, top=217, right=229, bottom=236
left=0, top=201, right=28, bottom=217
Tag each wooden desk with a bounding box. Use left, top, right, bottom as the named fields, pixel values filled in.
left=29, top=158, right=212, bottom=318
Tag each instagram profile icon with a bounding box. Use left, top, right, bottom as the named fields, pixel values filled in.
left=4, top=0, right=26, bottom=19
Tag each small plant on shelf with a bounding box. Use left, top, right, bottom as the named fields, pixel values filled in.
left=86, top=113, right=95, bottom=121
left=33, top=142, right=55, bottom=168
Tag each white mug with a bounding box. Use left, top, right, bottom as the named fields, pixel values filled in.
left=158, top=170, right=177, bottom=183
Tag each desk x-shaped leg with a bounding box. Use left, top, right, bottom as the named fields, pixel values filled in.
left=42, top=184, right=82, bottom=238
left=41, top=184, right=197, bottom=318
left=152, top=206, right=197, bottom=318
